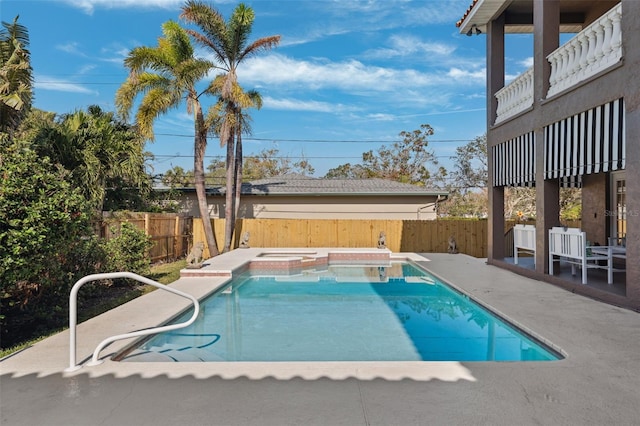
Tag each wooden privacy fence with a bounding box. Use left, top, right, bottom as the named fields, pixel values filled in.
left=97, top=216, right=583, bottom=263
left=99, top=213, right=193, bottom=263
left=193, top=218, right=489, bottom=259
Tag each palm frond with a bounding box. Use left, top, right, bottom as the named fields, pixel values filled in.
left=227, top=3, right=254, bottom=61
left=1, top=16, right=30, bottom=48
left=201, top=74, right=225, bottom=97
left=181, top=1, right=228, bottom=67
left=161, top=20, right=194, bottom=64
left=0, top=15, right=32, bottom=133
left=176, top=58, right=214, bottom=88
left=239, top=35, right=281, bottom=62
left=135, top=86, right=179, bottom=140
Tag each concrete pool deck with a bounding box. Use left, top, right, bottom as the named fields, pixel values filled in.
left=2, top=250, right=640, bottom=425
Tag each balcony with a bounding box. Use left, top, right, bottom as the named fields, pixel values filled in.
left=494, top=67, right=533, bottom=124
left=494, top=3, right=622, bottom=125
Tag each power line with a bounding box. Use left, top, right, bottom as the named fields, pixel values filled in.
left=154, top=133, right=475, bottom=144
left=151, top=154, right=457, bottom=161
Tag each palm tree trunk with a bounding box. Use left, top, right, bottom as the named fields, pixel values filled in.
left=223, top=127, right=235, bottom=252
left=233, top=116, right=243, bottom=232
left=194, top=102, right=219, bottom=257
left=232, top=120, right=242, bottom=246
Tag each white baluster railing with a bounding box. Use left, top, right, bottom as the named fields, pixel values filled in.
left=495, top=67, right=534, bottom=124
left=547, top=3, right=622, bottom=98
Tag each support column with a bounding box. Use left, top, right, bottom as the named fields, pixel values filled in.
left=486, top=14, right=505, bottom=128
left=621, top=0, right=640, bottom=308
left=486, top=14, right=505, bottom=261
left=535, top=129, right=560, bottom=274
left=488, top=186, right=505, bottom=261
left=533, top=0, right=559, bottom=102
left=533, top=0, right=560, bottom=274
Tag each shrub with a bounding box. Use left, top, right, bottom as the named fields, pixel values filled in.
left=102, top=222, right=153, bottom=276
left=0, top=144, right=100, bottom=347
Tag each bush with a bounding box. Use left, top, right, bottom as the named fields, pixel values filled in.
left=102, top=222, right=153, bottom=276
left=0, top=144, right=101, bottom=347
left=0, top=143, right=154, bottom=349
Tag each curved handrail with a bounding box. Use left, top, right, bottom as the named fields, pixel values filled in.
left=65, top=271, right=200, bottom=372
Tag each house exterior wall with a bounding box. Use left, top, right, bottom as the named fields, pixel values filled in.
left=177, top=193, right=441, bottom=220
left=483, top=0, right=640, bottom=308
left=624, top=0, right=640, bottom=306
left=581, top=174, right=607, bottom=246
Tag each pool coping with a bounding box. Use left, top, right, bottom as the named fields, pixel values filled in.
left=4, top=251, right=640, bottom=425
left=3, top=249, right=559, bottom=382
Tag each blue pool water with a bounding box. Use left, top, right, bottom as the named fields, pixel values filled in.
left=122, top=262, right=561, bottom=362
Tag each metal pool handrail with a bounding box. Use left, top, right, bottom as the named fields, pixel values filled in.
left=65, top=271, right=200, bottom=372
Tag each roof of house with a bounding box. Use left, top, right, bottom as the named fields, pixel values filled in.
left=456, top=0, right=481, bottom=28
left=234, top=175, right=448, bottom=196
left=191, top=174, right=448, bottom=197
left=456, top=0, right=588, bottom=35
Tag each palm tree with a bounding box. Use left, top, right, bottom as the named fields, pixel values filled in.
left=115, top=20, right=220, bottom=256
left=181, top=1, right=280, bottom=252
left=25, top=105, right=148, bottom=212
left=0, top=15, right=33, bottom=139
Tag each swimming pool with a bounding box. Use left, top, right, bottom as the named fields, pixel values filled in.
left=120, top=261, right=561, bottom=362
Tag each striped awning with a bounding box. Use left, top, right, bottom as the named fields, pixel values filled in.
left=544, top=98, right=625, bottom=179
left=492, top=132, right=535, bottom=187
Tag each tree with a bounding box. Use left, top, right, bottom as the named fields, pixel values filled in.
left=0, top=16, right=33, bottom=138
left=436, top=134, right=489, bottom=218
left=326, top=124, right=438, bottom=185
left=449, top=134, right=487, bottom=192
left=324, top=163, right=370, bottom=179
left=241, top=147, right=315, bottom=180
left=169, top=147, right=315, bottom=185
left=363, top=124, right=437, bottom=185
left=116, top=20, right=220, bottom=256
left=181, top=1, right=280, bottom=252
left=162, top=166, right=195, bottom=188
left=559, top=188, right=581, bottom=220
left=438, top=189, right=489, bottom=218
left=29, top=105, right=149, bottom=211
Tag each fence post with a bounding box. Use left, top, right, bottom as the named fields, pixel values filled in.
left=144, top=213, right=150, bottom=236
left=174, top=215, right=180, bottom=260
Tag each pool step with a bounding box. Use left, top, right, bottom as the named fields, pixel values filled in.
left=122, top=344, right=228, bottom=362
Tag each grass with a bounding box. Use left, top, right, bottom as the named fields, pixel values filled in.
left=148, top=259, right=187, bottom=284
left=0, top=259, right=187, bottom=359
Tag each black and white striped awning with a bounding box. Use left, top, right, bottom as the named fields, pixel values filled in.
left=544, top=98, right=625, bottom=179
left=492, top=132, right=535, bottom=187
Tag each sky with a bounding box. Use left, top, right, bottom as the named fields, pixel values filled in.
left=3, top=0, right=534, bottom=180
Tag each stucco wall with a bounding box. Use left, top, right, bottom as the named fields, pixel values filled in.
left=177, top=193, right=441, bottom=220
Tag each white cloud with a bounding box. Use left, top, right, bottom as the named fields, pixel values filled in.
left=363, top=34, right=456, bottom=60
left=77, top=64, right=97, bottom=74
left=363, top=113, right=397, bottom=122
left=281, top=0, right=471, bottom=49
left=34, top=75, right=98, bottom=95
left=56, top=42, right=86, bottom=56
left=446, top=67, right=486, bottom=82
left=238, top=53, right=479, bottom=93
left=390, top=34, right=456, bottom=56
left=58, top=0, right=184, bottom=14
left=262, top=96, right=348, bottom=113
left=519, top=57, right=534, bottom=68
left=322, top=0, right=470, bottom=26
